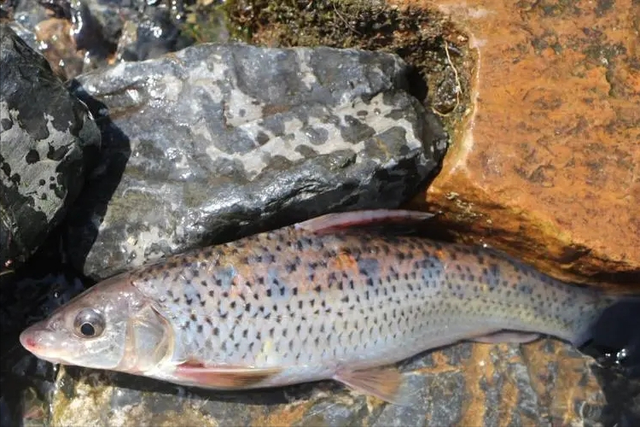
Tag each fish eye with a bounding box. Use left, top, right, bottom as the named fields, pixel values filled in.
left=73, top=308, right=105, bottom=338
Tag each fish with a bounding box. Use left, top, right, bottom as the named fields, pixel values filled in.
left=19, top=209, right=638, bottom=404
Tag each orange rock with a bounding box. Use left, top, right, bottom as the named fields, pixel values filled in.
left=34, top=18, right=84, bottom=79
left=395, top=0, right=640, bottom=286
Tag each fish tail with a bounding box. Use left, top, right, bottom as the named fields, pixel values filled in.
left=576, top=292, right=640, bottom=378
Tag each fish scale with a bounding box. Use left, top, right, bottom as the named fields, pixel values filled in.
left=129, top=225, right=605, bottom=387
left=20, top=210, right=626, bottom=403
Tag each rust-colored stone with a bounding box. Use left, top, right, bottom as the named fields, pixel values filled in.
left=396, top=0, right=640, bottom=286
left=33, top=18, right=85, bottom=80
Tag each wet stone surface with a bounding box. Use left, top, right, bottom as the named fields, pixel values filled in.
left=0, top=24, right=101, bottom=272
left=64, top=42, right=447, bottom=280
left=4, top=0, right=203, bottom=79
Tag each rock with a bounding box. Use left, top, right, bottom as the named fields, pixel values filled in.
left=398, top=0, right=640, bottom=286
left=7, top=0, right=213, bottom=80
left=3, top=21, right=38, bottom=52
left=0, top=24, right=101, bottom=272
left=34, top=340, right=617, bottom=426
left=115, top=6, right=196, bottom=63
left=65, top=43, right=447, bottom=280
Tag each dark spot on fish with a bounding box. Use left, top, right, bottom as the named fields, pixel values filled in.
left=292, top=287, right=298, bottom=296
left=242, top=329, right=248, bottom=338
left=314, top=285, right=322, bottom=293
left=269, top=328, right=275, bottom=338
left=230, top=301, right=236, bottom=309
left=197, top=325, right=203, bottom=333
left=285, top=263, right=297, bottom=273
left=280, top=287, right=286, bottom=296
left=190, top=314, right=197, bottom=322
left=519, top=284, right=533, bottom=294
left=258, top=277, right=265, bottom=285
left=310, top=299, right=315, bottom=308
left=256, top=331, right=261, bottom=340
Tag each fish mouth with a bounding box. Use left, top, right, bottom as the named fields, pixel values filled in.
left=19, top=326, right=68, bottom=365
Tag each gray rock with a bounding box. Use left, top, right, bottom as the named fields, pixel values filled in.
left=0, top=24, right=101, bottom=271
left=66, top=43, right=448, bottom=280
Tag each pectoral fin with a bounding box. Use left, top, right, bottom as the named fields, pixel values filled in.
left=334, top=366, right=416, bottom=405
left=470, top=331, right=540, bottom=344
left=295, top=209, right=434, bottom=234
left=173, top=361, right=282, bottom=389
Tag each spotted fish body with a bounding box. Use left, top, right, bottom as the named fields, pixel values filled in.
left=20, top=210, right=620, bottom=402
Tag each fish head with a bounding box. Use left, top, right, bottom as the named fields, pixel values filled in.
left=20, top=272, right=174, bottom=373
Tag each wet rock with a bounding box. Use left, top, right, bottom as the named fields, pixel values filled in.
left=0, top=24, right=101, bottom=272
left=399, top=0, right=640, bottom=285
left=7, top=0, right=209, bottom=80
left=115, top=6, right=196, bottom=62
left=65, top=43, right=447, bottom=280
left=4, top=21, right=38, bottom=52
left=36, top=339, right=617, bottom=426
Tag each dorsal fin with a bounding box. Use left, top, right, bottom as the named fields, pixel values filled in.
left=294, top=209, right=434, bottom=235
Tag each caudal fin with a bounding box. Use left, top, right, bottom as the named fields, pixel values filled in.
left=578, top=297, right=640, bottom=379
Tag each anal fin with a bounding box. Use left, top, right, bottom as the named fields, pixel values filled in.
left=333, top=366, right=417, bottom=406
left=470, top=331, right=540, bottom=344
left=295, top=209, right=434, bottom=234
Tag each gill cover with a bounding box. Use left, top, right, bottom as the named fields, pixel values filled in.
left=119, top=304, right=174, bottom=373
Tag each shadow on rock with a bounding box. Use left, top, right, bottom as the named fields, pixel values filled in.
left=62, top=79, right=132, bottom=274
left=591, top=367, right=640, bottom=427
